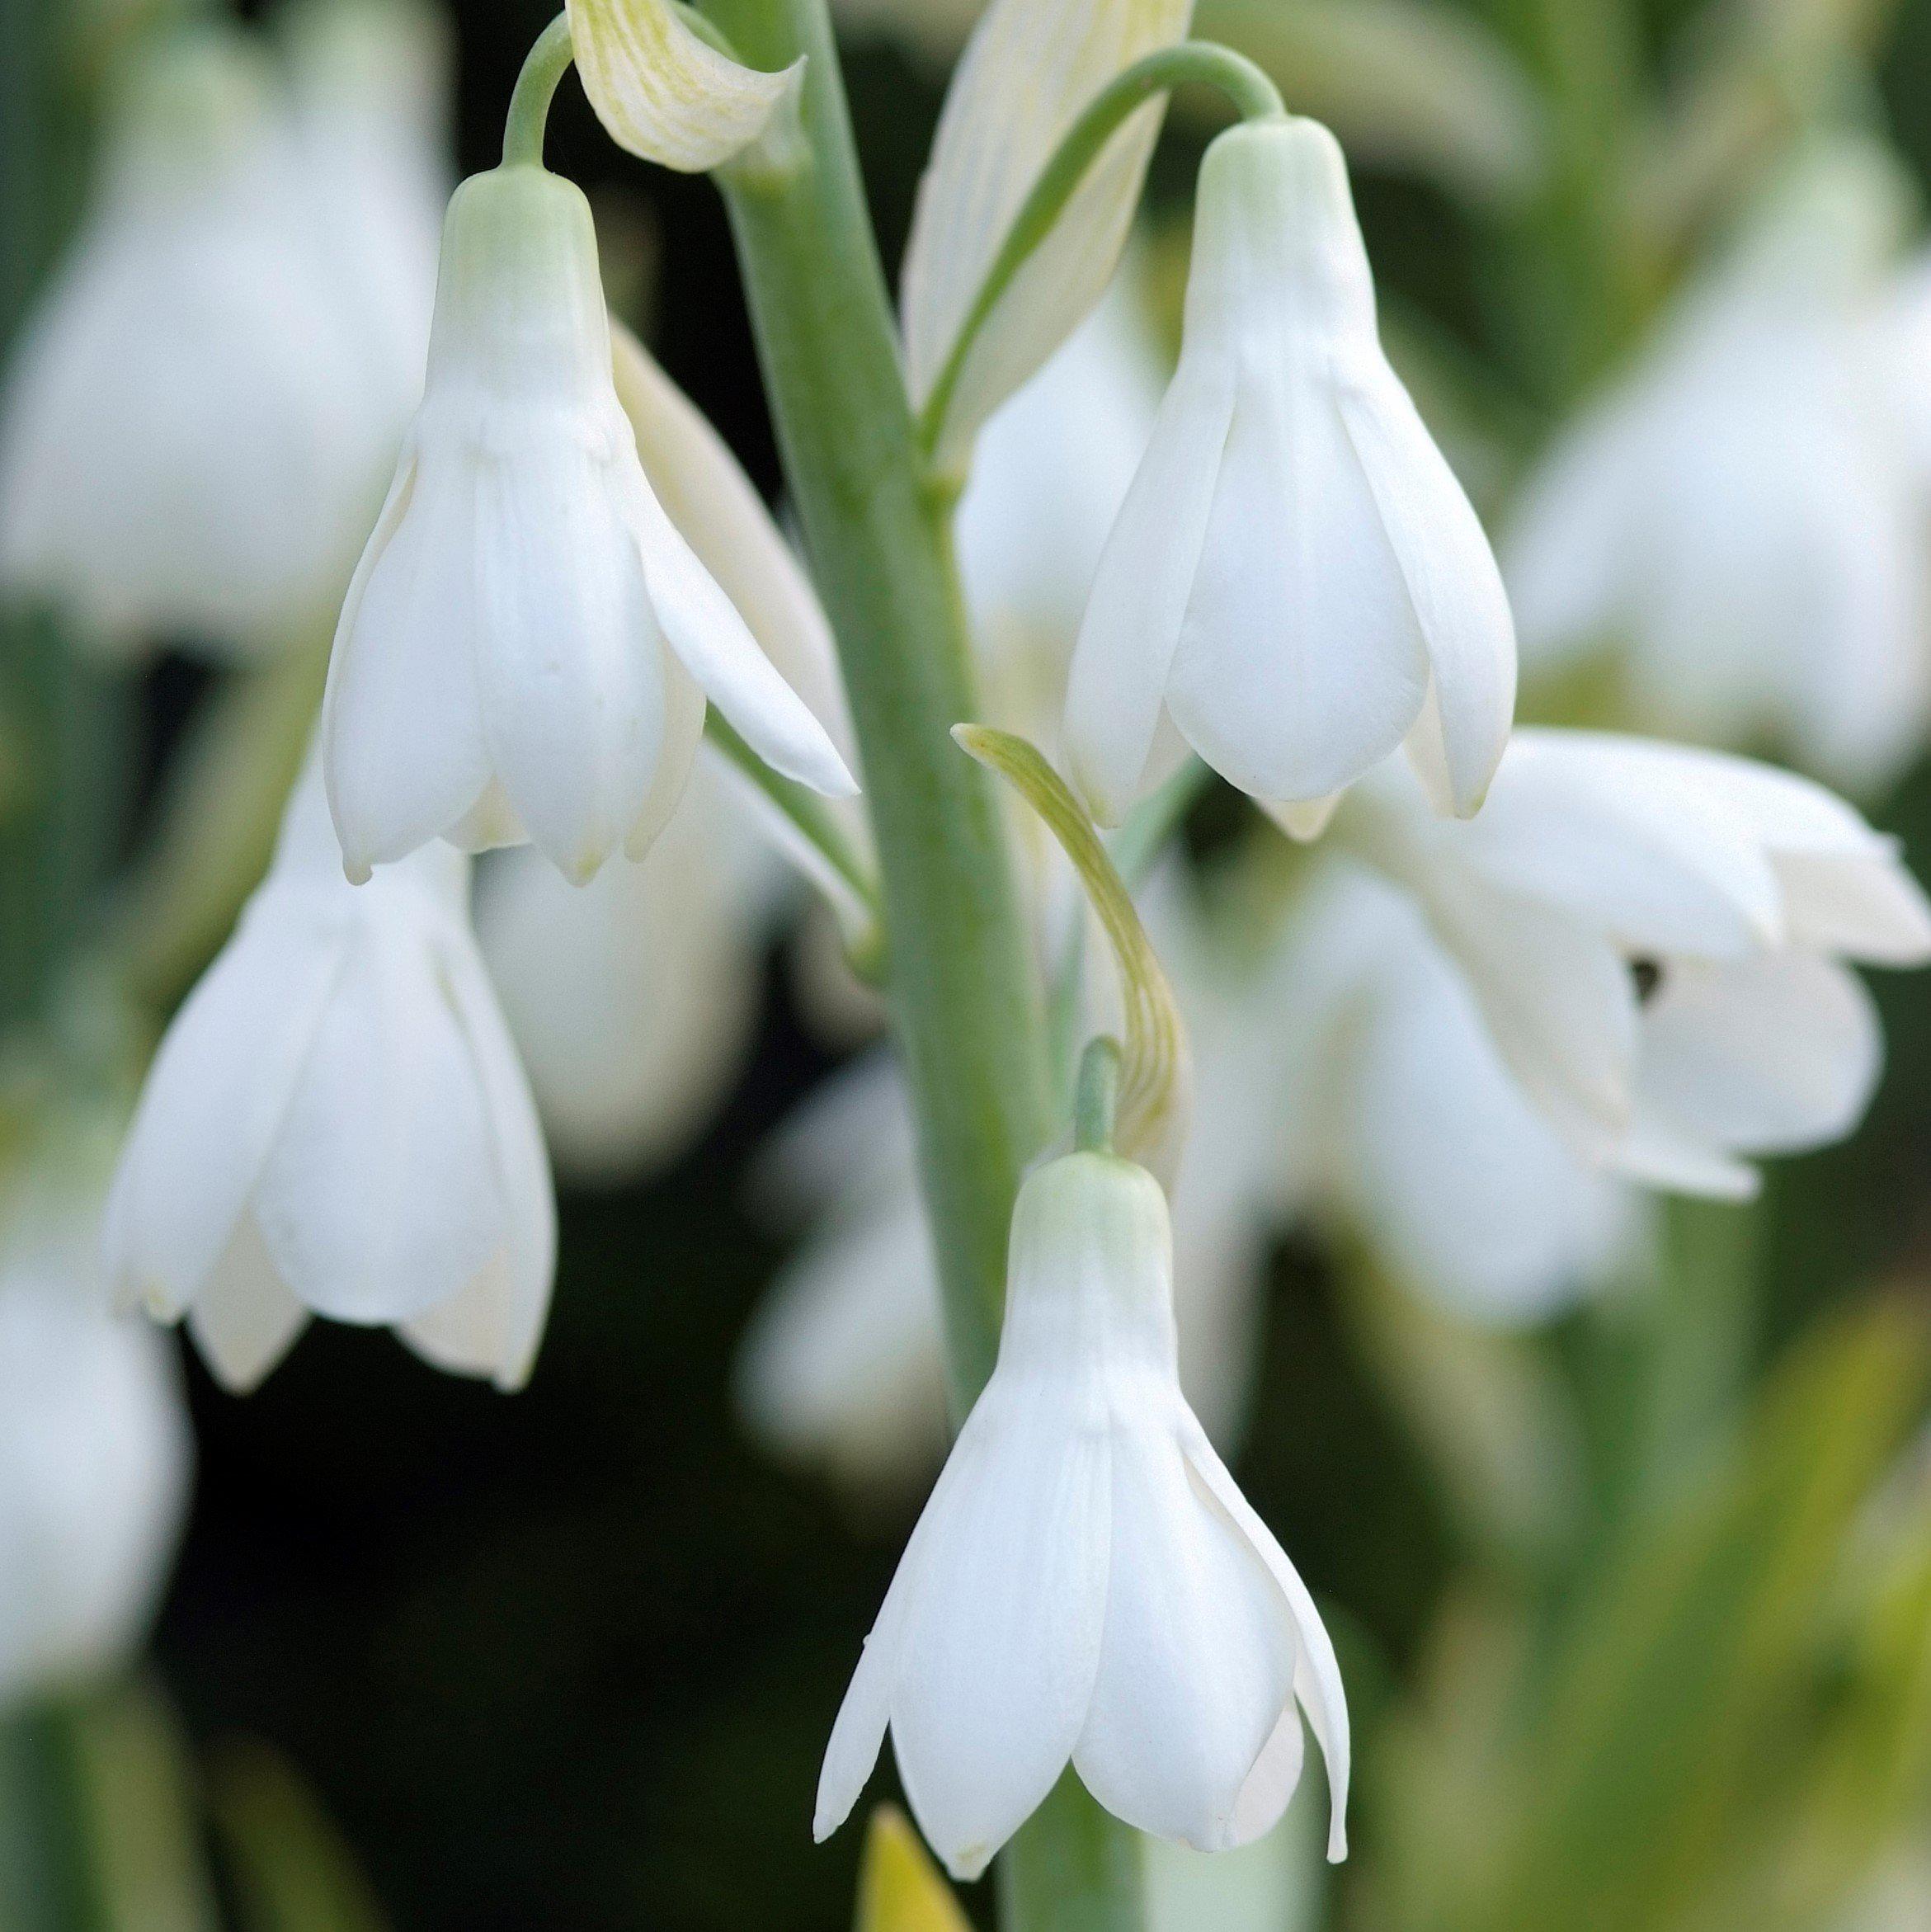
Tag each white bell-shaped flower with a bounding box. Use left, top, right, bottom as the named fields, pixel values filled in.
left=1506, top=142, right=1929, bottom=789
left=1064, top=115, right=1515, bottom=828
left=1333, top=730, right=1931, bottom=1196
left=0, top=1166, right=190, bottom=1708
left=322, top=161, right=856, bottom=886
left=0, top=25, right=404, bottom=654
left=104, top=756, right=555, bottom=1392
left=814, top=1148, right=1348, bottom=1879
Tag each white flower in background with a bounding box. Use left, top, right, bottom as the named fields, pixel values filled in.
left=833, top=0, right=985, bottom=61
left=0, top=21, right=417, bottom=654
left=565, top=0, right=803, bottom=172
left=954, top=267, right=1165, bottom=723
left=814, top=1150, right=1348, bottom=1878
left=1506, top=141, right=1929, bottom=790
left=1064, top=117, right=1515, bottom=831
left=902, top=0, right=1192, bottom=469
left=323, top=162, right=856, bottom=886
left=1333, top=730, right=1931, bottom=1198
left=105, top=757, right=554, bottom=1392
left=1252, top=862, right=1636, bottom=1324
left=476, top=766, right=770, bottom=1184
left=282, top=0, right=450, bottom=414
left=0, top=1170, right=190, bottom=1709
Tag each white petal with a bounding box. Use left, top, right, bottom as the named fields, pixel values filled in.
left=1072, top=1408, right=1303, bottom=1850
left=474, top=435, right=667, bottom=883
left=105, top=896, right=344, bottom=1318
left=884, top=1381, right=1112, bottom=1880
left=629, top=472, right=857, bottom=798
left=1335, top=363, right=1515, bottom=815
left=186, top=1217, right=310, bottom=1393
left=251, top=916, right=504, bottom=1325
left=1422, top=879, right=1640, bottom=1152
left=1166, top=377, right=1429, bottom=805
left=1063, top=358, right=1234, bottom=825
left=624, top=651, right=707, bottom=860
left=323, top=450, right=493, bottom=880
left=566, top=0, right=802, bottom=172
left=1775, top=852, right=1931, bottom=964
left=1180, top=1430, right=1349, bottom=1862
left=436, top=931, right=558, bottom=1388
left=1636, top=953, right=1882, bottom=1157
left=610, top=322, right=852, bottom=756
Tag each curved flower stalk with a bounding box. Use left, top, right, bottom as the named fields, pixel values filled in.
left=814, top=1148, right=1348, bottom=1878
left=476, top=765, right=772, bottom=1185
left=1506, top=140, right=1929, bottom=790
left=322, top=158, right=857, bottom=885
left=105, top=756, right=555, bottom=1392
left=0, top=1164, right=190, bottom=1709
left=565, top=0, right=803, bottom=172
left=0, top=22, right=417, bottom=655
left=1063, top=115, right=1516, bottom=831
left=902, top=0, right=1193, bottom=469
left=1331, top=730, right=1931, bottom=1197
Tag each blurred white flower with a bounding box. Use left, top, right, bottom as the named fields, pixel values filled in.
left=476, top=766, right=770, bottom=1185
left=105, top=756, right=555, bottom=1392
left=0, top=1167, right=189, bottom=1709
left=1145, top=1788, right=1322, bottom=1932
left=1334, top=729, right=1931, bottom=1197
left=902, top=0, right=1192, bottom=469
left=1507, top=142, right=1929, bottom=790
left=323, top=163, right=856, bottom=885
left=813, top=1149, right=1347, bottom=1878
left=1064, top=117, right=1515, bottom=830
left=1251, top=861, right=1636, bottom=1325
left=0, top=19, right=428, bottom=654
left=954, top=266, right=1165, bottom=724
left=281, top=0, right=450, bottom=414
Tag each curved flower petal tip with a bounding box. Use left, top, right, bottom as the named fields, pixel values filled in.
left=565, top=0, right=802, bottom=172
left=902, top=0, right=1191, bottom=467
left=106, top=755, right=557, bottom=1392
left=1064, top=116, right=1514, bottom=828
left=816, top=1152, right=1347, bottom=1872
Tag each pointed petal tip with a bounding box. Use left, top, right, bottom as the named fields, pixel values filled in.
left=1326, top=1817, right=1349, bottom=1863
left=342, top=856, right=373, bottom=887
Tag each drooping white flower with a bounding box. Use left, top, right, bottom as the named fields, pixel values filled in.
left=0, top=1166, right=190, bottom=1709
left=323, top=161, right=856, bottom=886
left=1064, top=116, right=1515, bottom=829
left=1250, top=861, right=1636, bottom=1324
left=0, top=23, right=415, bottom=654
left=1331, top=729, right=1931, bottom=1197
left=476, top=766, right=770, bottom=1184
left=104, top=756, right=555, bottom=1392
left=954, top=266, right=1165, bottom=723
left=1506, top=141, right=1929, bottom=789
left=902, top=0, right=1193, bottom=469
left=814, top=1148, right=1348, bottom=1878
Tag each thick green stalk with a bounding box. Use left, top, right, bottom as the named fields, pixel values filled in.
left=699, top=1, right=1142, bottom=1922
left=702, top=0, right=1049, bottom=1403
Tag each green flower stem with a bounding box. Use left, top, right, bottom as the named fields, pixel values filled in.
left=917, top=40, right=1284, bottom=460
left=702, top=712, right=883, bottom=949
left=700, top=2, right=1141, bottom=1920
left=0, top=1703, right=107, bottom=1932
left=501, top=13, right=575, bottom=169
left=1072, top=1037, right=1123, bottom=1155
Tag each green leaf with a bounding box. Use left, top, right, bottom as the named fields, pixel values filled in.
left=209, top=1739, right=389, bottom=1932
left=1468, top=1299, right=1931, bottom=1932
